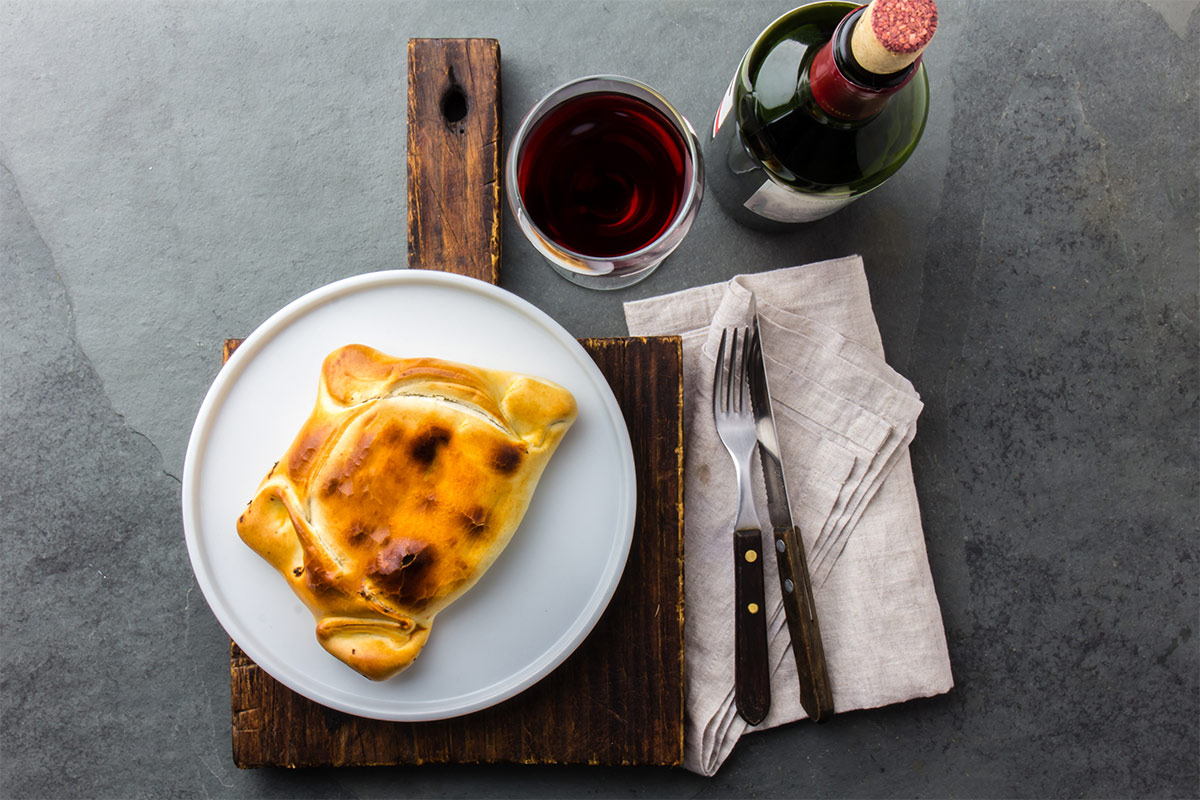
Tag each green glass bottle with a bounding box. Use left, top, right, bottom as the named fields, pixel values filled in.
left=707, top=0, right=937, bottom=229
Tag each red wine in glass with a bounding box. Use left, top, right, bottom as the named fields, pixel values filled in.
left=517, top=92, right=688, bottom=257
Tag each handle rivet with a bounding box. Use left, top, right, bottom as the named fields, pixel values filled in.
left=744, top=549, right=758, bottom=563
left=776, top=539, right=786, bottom=553
left=784, top=578, right=795, bottom=593
left=747, top=603, right=760, bottom=614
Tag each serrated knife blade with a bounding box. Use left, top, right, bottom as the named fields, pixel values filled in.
left=747, top=309, right=835, bottom=723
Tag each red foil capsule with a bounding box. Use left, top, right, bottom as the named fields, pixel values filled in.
left=809, top=10, right=921, bottom=122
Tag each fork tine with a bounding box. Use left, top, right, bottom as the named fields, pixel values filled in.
left=713, top=328, right=728, bottom=414
left=728, top=329, right=736, bottom=413
left=730, top=327, right=738, bottom=413
left=728, top=328, right=739, bottom=412
left=739, top=325, right=752, bottom=414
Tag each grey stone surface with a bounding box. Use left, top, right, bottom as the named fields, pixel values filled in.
left=1, top=0, right=1196, bottom=797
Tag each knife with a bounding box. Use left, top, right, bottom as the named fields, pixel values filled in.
left=746, top=309, right=835, bottom=723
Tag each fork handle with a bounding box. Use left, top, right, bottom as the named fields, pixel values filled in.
left=734, top=527, right=771, bottom=725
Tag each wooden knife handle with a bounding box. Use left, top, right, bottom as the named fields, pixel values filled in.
left=775, top=525, right=834, bottom=722
left=734, top=528, right=771, bottom=725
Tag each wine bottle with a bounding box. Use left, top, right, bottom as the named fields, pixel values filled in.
left=707, top=0, right=938, bottom=229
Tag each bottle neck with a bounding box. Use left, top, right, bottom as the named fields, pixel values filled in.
left=808, top=5, right=920, bottom=122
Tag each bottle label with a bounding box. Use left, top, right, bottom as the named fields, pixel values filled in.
left=744, top=179, right=849, bottom=223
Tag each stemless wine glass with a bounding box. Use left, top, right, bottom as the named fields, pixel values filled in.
left=507, top=75, right=704, bottom=290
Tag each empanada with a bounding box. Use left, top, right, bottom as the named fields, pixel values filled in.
left=236, top=344, right=577, bottom=680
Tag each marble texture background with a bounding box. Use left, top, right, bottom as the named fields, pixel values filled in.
left=2, top=0, right=1196, bottom=797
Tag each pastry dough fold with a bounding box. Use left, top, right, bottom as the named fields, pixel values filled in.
left=237, top=344, right=577, bottom=680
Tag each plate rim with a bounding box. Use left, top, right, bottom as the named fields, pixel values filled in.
left=180, top=269, right=636, bottom=721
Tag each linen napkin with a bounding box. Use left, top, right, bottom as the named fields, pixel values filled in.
left=624, top=255, right=953, bottom=776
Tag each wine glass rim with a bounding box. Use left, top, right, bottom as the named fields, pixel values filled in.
left=506, top=74, right=704, bottom=266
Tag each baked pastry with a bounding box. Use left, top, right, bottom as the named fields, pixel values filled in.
left=236, top=343, right=577, bottom=680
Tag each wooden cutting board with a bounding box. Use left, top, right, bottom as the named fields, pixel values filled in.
left=226, top=38, right=685, bottom=767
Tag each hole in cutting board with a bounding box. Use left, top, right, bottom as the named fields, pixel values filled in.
left=441, top=86, right=469, bottom=127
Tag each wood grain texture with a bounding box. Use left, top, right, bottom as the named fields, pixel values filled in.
left=406, top=39, right=502, bottom=283
left=224, top=336, right=685, bottom=767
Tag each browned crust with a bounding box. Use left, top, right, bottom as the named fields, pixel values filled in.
left=235, top=344, right=576, bottom=680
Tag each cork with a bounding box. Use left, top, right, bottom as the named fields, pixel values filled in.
left=850, top=0, right=938, bottom=75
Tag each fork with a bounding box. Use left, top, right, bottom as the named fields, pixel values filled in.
left=712, top=327, right=771, bottom=726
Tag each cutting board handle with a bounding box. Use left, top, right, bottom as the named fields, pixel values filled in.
left=406, top=38, right=502, bottom=284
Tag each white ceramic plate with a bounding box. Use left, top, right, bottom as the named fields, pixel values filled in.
left=181, top=270, right=636, bottom=720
